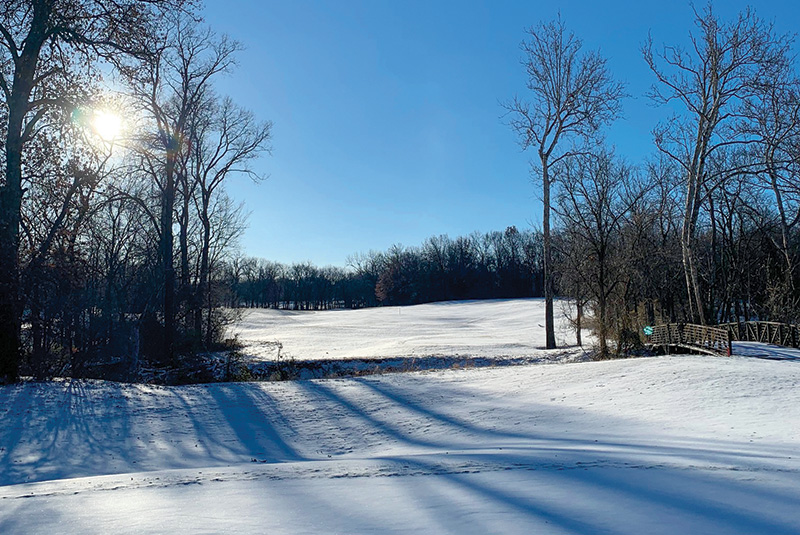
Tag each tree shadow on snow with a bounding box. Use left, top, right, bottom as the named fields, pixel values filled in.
left=1, top=376, right=799, bottom=534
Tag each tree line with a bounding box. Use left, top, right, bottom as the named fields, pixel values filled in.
left=226, top=227, right=544, bottom=310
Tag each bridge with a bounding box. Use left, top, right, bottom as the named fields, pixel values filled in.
left=646, top=321, right=800, bottom=359
left=647, top=323, right=732, bottom=356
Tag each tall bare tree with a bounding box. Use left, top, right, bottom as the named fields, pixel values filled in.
left=745, top=77, right=800, bottom=316
left=188, top=95, right=271, bottom=346
left=505, top=16, right=625, bottom=349
left=121, top=17, right=237, bottom=364
left=643, top=4, right=791, bottom=324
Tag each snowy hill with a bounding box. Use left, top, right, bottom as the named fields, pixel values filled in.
left=234, top=298, right=582, bottom=362
left=1, top=300, right=799, bottom=534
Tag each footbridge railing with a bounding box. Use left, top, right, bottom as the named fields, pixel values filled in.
left=647, top=323, right=732, bottom=356
left=718, top=321, right=800, bottom=348
left=647, top=321, right=800, bottom=356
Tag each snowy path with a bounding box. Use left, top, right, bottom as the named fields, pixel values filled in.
left=734, top=341, right=800, bottom=360
left=2, top=354, right=799, bottom=534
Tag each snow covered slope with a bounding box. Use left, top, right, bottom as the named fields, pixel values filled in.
left=2, top=349, right=799, bottom=533
left=234, top=298, right=581, bottom=362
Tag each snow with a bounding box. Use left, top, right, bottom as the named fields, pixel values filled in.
left=733, top=341, right=800, bottom=360
left=2, top=299, right=800, bottom=534
left=233, top=298, right=582, bottom=361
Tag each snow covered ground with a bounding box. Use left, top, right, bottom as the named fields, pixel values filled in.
left=734, top=341, right=800, bottom=360
left=233, top=298, right=582, bottom=361
left=1, top=300, right=800, bottom=534
left=232, top=299, right=587, bottom=378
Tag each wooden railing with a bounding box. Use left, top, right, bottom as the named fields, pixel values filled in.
left=647, top=323, right=732, bottom=356
left=647, top=320, right=800, bottom=356
left=718, top=321, right=800, bottom=348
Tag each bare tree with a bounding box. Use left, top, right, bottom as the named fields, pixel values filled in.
left=632, top=157, right=685, bottom=324
left=188, top=95, right=271, bottom=346
left=643, top=4, right=792, bottom=324
left=745, top=77, right=800, bottom=314
left=121, top=17, right=238, bottom=364
left=554, top=151, right=643, bottom=357
left=505, top=16, right=625, bottom=349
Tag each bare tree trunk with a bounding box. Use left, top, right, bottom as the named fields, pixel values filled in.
left=205, top=263, right=213, bottom=348
left=681, top=239, right=706, bottom=325
left=161, top=152, right=176, bottom=365
left=0, top=1, right=50, bottom=382
left=598, top=292, right=608, bottom=357
left=597, top=246, right=609, bottom=357
left=193, top=259, right=204, bottom=345
left=0, top=139, right=24, bottom=382
left=196, top=204, right=211, bottom=347
left=542, top=158, right=556, bottom=349
left=680, top=170, right=706, bottom=325
left=708, top=191, right=719, bottom=322
left=178, top=175, right=191, bottom=315
left=769, top=168, right=794, bottom=290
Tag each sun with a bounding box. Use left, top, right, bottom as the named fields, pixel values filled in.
left=92, top=110, right=123, bottom=142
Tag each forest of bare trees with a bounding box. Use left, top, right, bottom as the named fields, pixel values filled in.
left=227, top=227, right=544, bottom=311
left=2, top=2, right=800, bottom=380
left=0, top=2, right=270, bottom=381
left=525, top=5, right=800, bottom=357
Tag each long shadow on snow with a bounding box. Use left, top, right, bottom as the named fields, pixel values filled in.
left=354, top=375, right=564, bottom=442
left=0, top=381, right=135, bottom=486
left=0, top=383, right=34, bottom=484
left=293, top=377, right=800, bottom=533
left=351, top=376, right=792, bottom=467
left=388, top=452, right=800, bottom=535
left=203, top=384, right=304, bottom=462
left=1, top=381, right=302, bottom=486
left=294, top=380, right=447, bottom=451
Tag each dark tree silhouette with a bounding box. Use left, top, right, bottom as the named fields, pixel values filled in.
left=0, top=0, right=193, bottom=382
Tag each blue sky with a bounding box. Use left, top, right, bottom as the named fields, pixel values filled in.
left=202, top=0, right=799, bottom=267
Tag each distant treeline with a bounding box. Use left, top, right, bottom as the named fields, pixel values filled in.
left=225, top=227, right=543, bottom=310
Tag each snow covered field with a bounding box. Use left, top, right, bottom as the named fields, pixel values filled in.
left=233, top=299, right=586, bottom=379
left=1, top=300, right=800, bottom=534
left=234, top=299, right=581, bottom=361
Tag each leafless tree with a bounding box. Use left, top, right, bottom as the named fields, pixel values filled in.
left=505, top=16, right=625, bottom=349
left=744, top=76, right=800, bottom=313
left=643, top=3, right=792, bottom=324
left=554, top=151, right=644, bottom=357
left=0, top=0, right=192, bottom=382
left=120, top=16, right=238, bottom=363
left=187, top=95, right=271, bottom=346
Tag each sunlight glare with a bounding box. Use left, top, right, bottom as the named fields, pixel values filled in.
left=92, top=110, right=123, bottom=142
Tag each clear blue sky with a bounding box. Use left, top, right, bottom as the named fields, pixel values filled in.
left=202, top=0, right=798, bottom=267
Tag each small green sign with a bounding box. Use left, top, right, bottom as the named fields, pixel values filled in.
left=643, top=326, right=654, bottom=336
